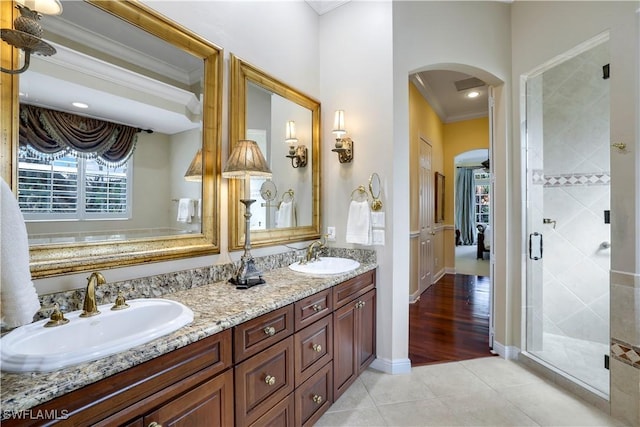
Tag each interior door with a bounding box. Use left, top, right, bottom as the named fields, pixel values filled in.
left=419, top=138, right=433, bottom=293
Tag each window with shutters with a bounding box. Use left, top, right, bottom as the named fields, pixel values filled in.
left=18, top=150, right=131, bottom=221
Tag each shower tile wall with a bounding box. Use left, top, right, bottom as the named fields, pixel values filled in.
left=541, top=42, right=610, bottom=346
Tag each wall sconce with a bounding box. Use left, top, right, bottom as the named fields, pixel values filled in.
left=222, top=140, right=272, bottom=289
left=331, top=110, right=354, bottom=163
left=1, top=0, right=62, bottom=75
left=284, top=120, right=307, bottom=168
left=183, top=148, right=202, bottom=182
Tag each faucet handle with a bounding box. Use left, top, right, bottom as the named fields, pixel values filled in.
left=44, top=303, right=69, bottom=328
left=111, top=290, right=130, bottom=311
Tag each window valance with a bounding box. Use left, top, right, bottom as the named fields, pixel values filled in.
left=19, top=104, right=141, bottom=166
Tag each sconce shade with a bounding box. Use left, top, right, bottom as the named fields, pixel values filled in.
left=222, top=140, right=272, bottom=179
left=333, top=110, right=346, bottom=137
left=16, top=0, right=62, bottom=15
left=285, top=121, right=297, bottom=143
left=184, top=149, right=203, bottom=182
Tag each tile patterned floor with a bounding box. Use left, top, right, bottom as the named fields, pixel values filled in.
left=315, top=357, right=627, bottom=426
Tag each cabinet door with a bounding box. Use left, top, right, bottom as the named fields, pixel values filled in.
left=333, top=301, right=357, bottom=400
left=356, top=290, right=376, bottom=374
left=333, top=289, right=376, bottom=400
left=143, top=369, right=234, bottom=427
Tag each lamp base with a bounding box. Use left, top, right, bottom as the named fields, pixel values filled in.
left=229, top=253, right=266, bottom=289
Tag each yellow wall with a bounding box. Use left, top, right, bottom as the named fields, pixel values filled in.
left=408, top=82, right=444, bottom=298
left=442, top=117, right=489, bottom=270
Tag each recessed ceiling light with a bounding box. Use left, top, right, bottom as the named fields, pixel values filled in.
left=467, top=91, right=480, bottom=99
left=72, top=102, right=89, bottom=109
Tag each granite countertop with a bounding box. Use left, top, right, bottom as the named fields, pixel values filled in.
left=0, top=262, right=376, bottom=415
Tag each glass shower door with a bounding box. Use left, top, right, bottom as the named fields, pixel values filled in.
left=524, top=35, right=611, bottom=396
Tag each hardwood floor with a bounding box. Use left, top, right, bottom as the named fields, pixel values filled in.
left=409, top=274, right=495, bottom=366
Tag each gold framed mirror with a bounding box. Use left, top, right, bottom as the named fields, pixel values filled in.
left=0, top=1, right=221, bottom=277
left=228, top=54, right=321, bottom=250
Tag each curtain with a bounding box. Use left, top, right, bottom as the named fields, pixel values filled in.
left=19, top=104, right=140, bottom=166
left=455, top=167, right=476, bottom=245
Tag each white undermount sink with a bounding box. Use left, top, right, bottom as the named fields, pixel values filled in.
left=289, top=257, right=360, bottom=275
left=0, top=298, right=193, bottom=373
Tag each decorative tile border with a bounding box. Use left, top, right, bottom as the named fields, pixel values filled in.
left=611, top=338, right=640, bottom=369
left=530, top=170, right=610, bottom=187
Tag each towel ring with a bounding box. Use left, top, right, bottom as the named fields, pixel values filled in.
left=369, top=173, right=382, bottom=211
left=281, top=189, right=294, bottom=203
left=350, top=185, right=369, bottom=202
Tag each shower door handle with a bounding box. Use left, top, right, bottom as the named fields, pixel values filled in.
left=529, top=232, right=543, bottom=260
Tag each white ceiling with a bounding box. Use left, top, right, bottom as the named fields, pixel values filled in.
left=411, top=69, right=489, bottom=124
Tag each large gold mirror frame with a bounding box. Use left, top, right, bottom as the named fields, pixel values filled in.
left=0, top=1, right=222, bottom=277
left=229, top=55, right=321, bottom=250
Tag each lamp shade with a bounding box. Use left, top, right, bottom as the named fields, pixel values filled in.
left=222, top=140, right=272, bottom=179
left=333, top=110, right=346, bottom=136
left=285, top=121, right=297, bottom=144
left=184, top=148, right=202, bottom=182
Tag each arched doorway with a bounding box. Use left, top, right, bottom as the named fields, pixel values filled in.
left=407, top=63, right=502, bottom=363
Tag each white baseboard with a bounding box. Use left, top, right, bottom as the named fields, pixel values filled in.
left=445, top=267, right=456, bottom=275
left=370, top=357, right=412, bottom=374
left=433, top=268, right=446, bottom=283
left=492, top=340, right=520, bottom=360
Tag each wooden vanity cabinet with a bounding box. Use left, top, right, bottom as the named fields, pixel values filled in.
left=7, top=270, right=376, bottom=427
left=333, top=270, right=376, bottom=400
left=5, top=329, right=233, bottom=427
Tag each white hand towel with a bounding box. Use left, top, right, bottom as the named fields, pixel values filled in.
left=1, top=178, right=41, bottom=328
left=346, top=200, right=372, bottom=245
left=276, top=201, right=296, bottom=228
left=177, top=198, right=194, bottom=223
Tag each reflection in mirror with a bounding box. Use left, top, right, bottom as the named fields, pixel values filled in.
left=229, top=54, right=321, bottom=251
left=246, top=81, right=313, bottom=230
left=2, top=1, right=221, bottom=277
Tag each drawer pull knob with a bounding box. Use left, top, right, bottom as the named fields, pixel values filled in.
left=312, top=304, right=322, bottom=312
left=265, top=375, right=276, bottom=386
left=312, top=344, right=322, bottom=352
left=148, top=423, right=163, bottom=427
left=264, top=326, right=276, bottom=336
left=355, top=300, right=366, bottom=309
left=313, top=394, right=323, bottom=404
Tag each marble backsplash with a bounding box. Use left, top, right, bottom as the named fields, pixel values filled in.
left=32, top=247, right=376, bottom=322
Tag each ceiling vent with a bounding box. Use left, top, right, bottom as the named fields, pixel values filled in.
left=454, top=77, right=485, bottom=92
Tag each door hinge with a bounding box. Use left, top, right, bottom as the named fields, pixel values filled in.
left=604, top=354, right=610, bottom=370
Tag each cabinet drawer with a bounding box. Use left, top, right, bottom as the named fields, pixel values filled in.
left=235, top=336, right=295, bottom=426
left=144, top=369, right=234, bottom=427
left=234, top=304, right=294, bottom=363
left=294, top=314, right=333, bottom=387
left=295, top=361, right=333, bottom=427
left=294, top=288, right=332, bottom=331
left=332, top=270, right=375, bottom=309
left=249, top=394, right=294, bottom=427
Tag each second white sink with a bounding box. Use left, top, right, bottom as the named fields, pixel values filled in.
left=289, top=257, right=360, bottom=275
left=0, top=298, right=193, bottom=373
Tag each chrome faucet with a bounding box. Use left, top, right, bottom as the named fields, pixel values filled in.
left=305, top=235, right=327, bottom=263
left=80, top=272, right=106, bottom=317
